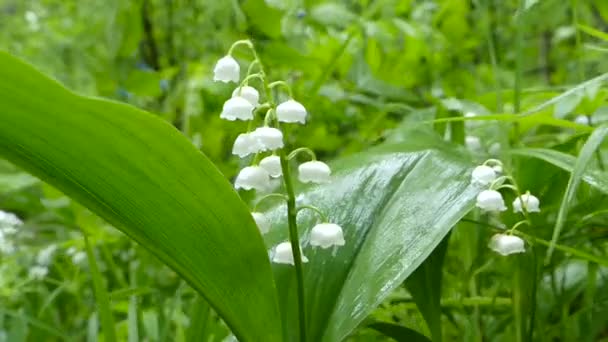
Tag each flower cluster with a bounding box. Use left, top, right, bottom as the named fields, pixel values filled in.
left=213, top=40, right=345, bottom=266
left=0, top=210, right=22, bottom=255
left=470, top=160, right=541, bottom=256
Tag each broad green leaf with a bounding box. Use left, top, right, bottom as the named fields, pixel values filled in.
left=368, top=321, right=432, bottom=342
left=0, top=52, right=281, bottom=342
left=547, top=126, right=608, bottom=261
left=262, top=136, right=479, bottom=341
left=509, top=148, right=608, bottom=194
left=405, top=234, right=450, bottom=342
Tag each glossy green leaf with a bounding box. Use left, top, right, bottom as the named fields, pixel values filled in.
left=0, top=52, right=281, bottom=342
left=262, top=136, right=479, bottom=341
left=509, top=148, right=608, bottom=194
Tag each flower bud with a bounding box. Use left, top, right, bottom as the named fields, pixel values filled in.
left=220, top=97, right=254, bottom=121
left=476, top=190, right=507, bottom=212
left=298, top=161, right=331, bottom=184
left=310, top=223, right=345, bottom=249
left=213, top=55, right=240, bottom=83
left=232, top=86, right=260, bottom=107
left=471, top=165, right=497, bottom=186
left=259, top=155, right=282, bottom=178
left=488, top=234, right=525, bottom=256
left=276, top=99, right=307, bottom=124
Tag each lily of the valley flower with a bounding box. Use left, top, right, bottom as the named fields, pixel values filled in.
left=251, top=212, right=271, bottom=234
left=488, top=234, right=525, bottom=256
left=513, top=192, right=541, bottom=213
left=251, top=127, right=284, bottom=151
left=310, top=223, right=345, bottom=249
left=272, top=242, right=309, bottom=265
left=220, top=97, right=254, bottom=121
left=259, top=155, right=282, bottom=177
left=276, top=99, right=307, bottom=124
left=574, top=115, right=590, bottom=126
left=471, top=165, right=497, bottom=186
left=465, top=136, right=482, bottom=151
left=234, top=166, right=270, bottom=191
left=213, top=55, right=240, bottom=83
left=476, top=190, right=507, bottom=212
left=232, top=86, right=260, bottom=107
left=232, top=133, right=261, bottom=158
left=298, top=161, right=331, bottom=184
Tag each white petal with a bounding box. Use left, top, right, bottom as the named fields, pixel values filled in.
left=251, top=212, right=271, bottom=234
left=220, top=97, right=254, bottom=121
left=512, top=193, right=540, bottom=213
left=465, top=136, right=482, bottom=151
left=232, top=86, right=260, bottom=106
left=471, top=165, right=497, bottom=186
left=234, top=166, right=270, bottom=191
left=213, top=55, right=240, bottom=83
left=476, top=190, right=507, bottom=212
left=259, top=155, right=282, bottom=177
left=310, top=223, right=345, bottom=249
left=276, top=99, right=307, bottom=124
left=488, top=234, right=525, bottom=256
left=250, top=127, right=284, bottom=151
left=272, top=242, right=308, bottom=265
left=574, top=115, right=590, bottom=125
left=298, top=161, right=331, bottom=184
left=232, top=133, right=260, bottom=158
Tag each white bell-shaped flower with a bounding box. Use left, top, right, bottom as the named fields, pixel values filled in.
left=298, top=161, right=331, bottom=183
left=232, top=86, right=260, bottom=107
left=259, top=155, right=282, bottom=177
left=276, top=99, right=307, bottom=124
left=251, top=212, right=270, bottom=234
left=234, top=166, right=270, bottom=191
left=476, top=190, right=507, bottom=212
left=232, top=133, right=262, bottom=158
left=471, top=165, right=497, bottom=186
left=310, top=223, right=345, bottom=249
left=465, top=136, right=482, bottom=151
left=213, top=55, right=240, bottom=83
left=251, top=127, right=284, bottom=151
left=488, top=234, right=525, bottom=256
left=512, top=192, right=541, bottom=213
left=272, top=242, right=309, bottom=265
left=220, top=97, right=254, bottom=121
left=574, top=115, right=590, bottom=125
left=0, top=210, right=22, bottom=227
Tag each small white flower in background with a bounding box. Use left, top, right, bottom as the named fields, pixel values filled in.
left=476, top=190, right=507, bottom=212
left=574, top=115, right=590, bottom=125
left=232, top=133, right=261, bottom=158
left=28, top=265, right=48, bottom=280
left=72, top=251, right=87, bottom=265
left=259, top=155, right=282, bottom=177
left=0, top=232, right=15, bottom=254
left=0, top=210, right=23, bottom=227
left=310, top=223, right=345, bottom=249
left=36, top=245, right=57, bottom=266
left=465, top=136, right=482, bottom=151
left=234, top=166, right=270, bottom=191
left=512, top=192, right=541, bottom=213
left=488, top=234, right=525, bottom=256
left=272, top=242, right=308, bottom=265
left=232, top=86, right=260, bottom=107
left=251, top=212, right=271, bottom=234
left=276, top=99, right=307, bottom=124
left=298, top=161, right=331, bottom=184
left=220, top=97, right=254, bottom=121
left=488, top=142, right=501, bottom=155
left=471, top=165, right=497, bottom=186
left=251, top=127, right=284, bottom=151
left=213, top=55, right=240, bottom=83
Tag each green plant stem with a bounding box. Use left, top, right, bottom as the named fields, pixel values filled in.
left=84, top=234, right=117, bottom=342
left=279, top=149, right=307, bottom=342
left=513, top=0, right=526, bottom=140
